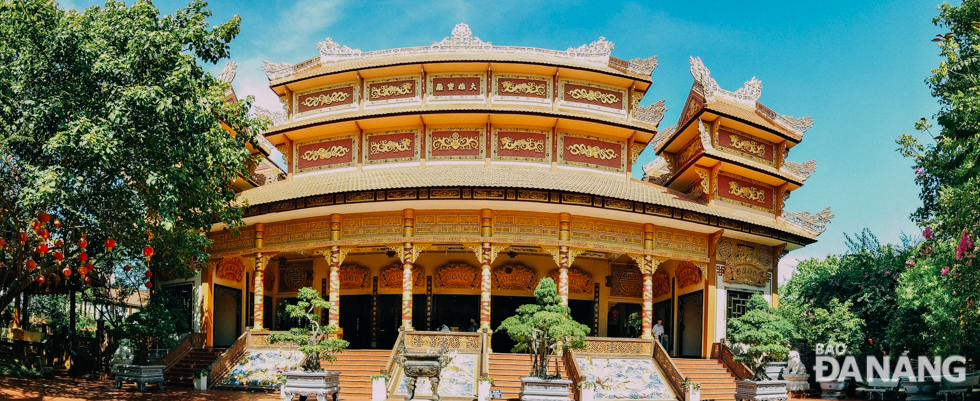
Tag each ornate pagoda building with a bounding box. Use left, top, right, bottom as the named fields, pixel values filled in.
left=156, top=24, right=831, bottom=400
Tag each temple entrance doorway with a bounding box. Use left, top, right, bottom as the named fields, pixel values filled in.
left=432, top=294, right=479, bottom=332
left=606, top=302, right=642, bottom=338
left=213, top=284, right=242, bottom=347
left=568, top=299, right=596, bottom=335
left=677, top=291, right=703, bottom=357
left=377, top=295, right=400, bottom=349
left=340, top=295, right=371, bottom=349
left=653, top=299, right=672, bottom=352
left=490, top=295, right=533, bottom=352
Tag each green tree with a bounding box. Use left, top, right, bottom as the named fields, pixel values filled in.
left=0, top=0, right=266, bottom=308
left=117, top=291, right=189, bottom=366
left=269, top=287, right=349, bottom=372
left=727, top=295, right=793, bottom=381
left=496, top=278, right=590, bottom=379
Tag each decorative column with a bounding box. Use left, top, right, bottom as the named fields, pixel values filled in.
left=329, top=213, right=342, bottom=328
left=641, top=224, right=658, bottom=339
left=252, top=223, right=266, bottom=331
left=704, top=230, right=724, bottom=357
left=480, top=243, right=492, bottom=331
left=402, top=209, right=415, bottom=331
left=558, top=212, right=571, bottom=307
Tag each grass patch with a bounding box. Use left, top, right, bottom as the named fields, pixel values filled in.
left=0, top=355, right=42, bottom=378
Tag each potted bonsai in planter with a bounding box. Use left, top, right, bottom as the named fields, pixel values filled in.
left=270, top=287, right=349, bottom=401
left=193, top=368, right=209, bottom=391
left=727, top=294, right=794, bottom=401
left=497, top=278, right=590, bottom=401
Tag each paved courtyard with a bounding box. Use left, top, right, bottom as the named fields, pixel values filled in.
left=0, top=376, right=284, bottom=401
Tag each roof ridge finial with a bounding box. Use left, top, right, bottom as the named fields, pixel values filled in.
left=432, top=23, right=491, bottom=49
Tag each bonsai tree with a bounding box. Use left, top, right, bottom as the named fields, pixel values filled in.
left=727, top=295, right=794, bottom=381
left=497, top=278, right=590, bottom=379
left=269, top=287, right=349, bottom=372
left=794, top=298, right=865, bottom=362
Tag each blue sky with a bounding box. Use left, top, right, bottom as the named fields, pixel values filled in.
left=65, top=0, right=946, bottom=282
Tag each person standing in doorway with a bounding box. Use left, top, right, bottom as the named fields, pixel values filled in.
left=653, top=319, right=668, bottom=350
left=468, top=317, right=479, bottom=332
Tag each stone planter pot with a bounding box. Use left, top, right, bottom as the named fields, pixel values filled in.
left=685, top=385, right=701, bottom=401
left=371, top=378, right=386, bottom=401
left=280, top=370, right=340, bottom=401
left=781, top=373, right=810, bottom=392
left=819, top=379, right=849, bottom=399
left=478, top=381, right=492, bottom=401
left=114, top=364, right=166, bottom=392
left=194, top=374, right=208, bottom=391
left=902, top=378, right=941, bottom=401
left=520, top=377, right=572, bottom=401
left=735, top=380, right=788, bottom=401
left=765, top=362, right=788, bottom=381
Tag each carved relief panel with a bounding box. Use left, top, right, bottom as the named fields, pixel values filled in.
left=652, top=272, right=670, bottom=297
left=294, top=133, right=358, bottom=174
left=363, top=129, right=421, bottom=165
left=414, top=212, right=481, bottom=235
left=427, top=73, right=485, bottom=103
left=609, top=263, right=643, bottom=298
left=492, top=74, right=552, bottom=105
left=379, top=263, right=425, bottom=289
left=717, top=127, right=775, bottom=165
left=716, top=171, right=774, bottom=211
left=492, top=213, right=559, bottom=237
left=434, top=262, right=480, bottom=289
left=569, top=216, right=643, bottom=246
left=426, top=127, right=485, bottom=161
left=294, top=81, right=358, bottom=119
left=341, top=213, right=402, bottom=238
left=558, top=132, right=625, bottom=173
left=364, top=75, right=421, bottom=108
left=279, top=260, right=314, bottom=292
left=339, top=264, right=371, bottom=290
left=547, top=267, right=594, bottom=294
left=716, top=237, right=772, bottom=287
left=678, top=92, right=705, bottom=129
left=558, top=80, right=627, bottom=115
left=492, top=128, right=551, bottom=164
left=216, top=258, right=244, bottom=283
left=654, top=227, right=709, bottom=260
left=676, top=261, right=703, bottom=288
left=492, top=264, right=537, bottom=291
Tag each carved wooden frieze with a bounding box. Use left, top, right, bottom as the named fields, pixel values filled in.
left=716, top=171, right=774, bottom=211
left=339, top=264, right=371, bottom=290
left=676, top=261, right=703, bottom=288
left=655, top=227, right=709, bottom=260
left=716, top=237, right=773, bottom=270
left=363, top=129, right=420, bottom=165
left=717, top=127, right=775, bottom=164
left=434, top=262, right=480, bottom=289
left=492, top=264, right=537, bottom=291
left=547, top=266, right=594, bottom=294
left=569, top=216, right=643, bottom=246
left=652, top=272, right=669, bottom=297
left=294, top=82, right=357, bottom=118
left=724, top=263, right=768, bottom=287
left=492, top=128, right=551, bottom=164
left=609, top=263, right=643, bottom=298
left=426, top=128, right=484, bottom=161
left=379, top=263, right=424, bottom=289
left=264, top=264, right=277, bottom=292
left=678, top=92, right=704, bottom=129
left=295, top=134, right=358, bottom=174
left=364, top=75, right=420, bottom=107
left=558, top=80, right=627, bottom=115
left=558, top=132, right=625, bottom=173
left=492, top=213, right=559, bottom=237
left=492, top=74, right=551, bottom=104
left=414, top=212, right=481, bottom=235
left=279, top=261, right=314, bottom=292
left=216, top=258, right=244, bottom=283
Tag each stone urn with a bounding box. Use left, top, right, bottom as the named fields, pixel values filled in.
left=520, top=377, right=573, bottom=401
left=819, top=379, right=849, bottom=399
left=781, top=372, right=810, bottom=392
left=401, top=351, right=446, bottom=401
left=114, top=365, right=166, bottom=392
left=902, top=378, right=940, bottom=401
left=280, top=371, right=340, bottom=401
left=735, top=380, right=788, bottom=401
left=765, top=362, right=787, bottom=380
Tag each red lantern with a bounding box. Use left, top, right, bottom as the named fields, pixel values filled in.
left=79, top=239, right=88, bottom=249
left=0, top=238, right=5, bottom=248
left=143, top=246, right=154, bottom=259
left=53, top=252, right=64, bottom=261
left=79, top=267, right=87, bottom=276
left=31, top=220, right=40, bottom=231
left=38, top=212, right=50, bottom=223
left=62, top=267, right=71, bottom=277
left=53, top=220, right=61, bottom=228
left=86, top=263, right=93, bottom=271
left=105, top=239, right=115, bottom=251
left=52, top=275, right=60, bottom=284
left=36, top=243, right=48, bottom=255
left=19, top=232, right=28, bottom=242
left=54, top=238, right=63, bottom=247
left=123, top=265, right=131, bottom=272
left=78, top=252, right=88, bottom=262
left=145, top=271, right=153, bottom=279
left=36, top=275, right=45, bottom=285
left=38, top=229, right=49, bottom=239
left=26, top=260, right=36, bottom=270
left=145, top=282, right=153, bottom=289
left=85, top=276, right=92, bottom=285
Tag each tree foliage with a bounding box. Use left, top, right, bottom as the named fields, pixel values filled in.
left=117, top=290, right=188, bottom=366
left=0, top=0, right=266, bottom=308
left=727, top=295, right=793, bottom=381
left=269, top=287, right=348, bottom=373
left=496, top=278, right=589, bottom=380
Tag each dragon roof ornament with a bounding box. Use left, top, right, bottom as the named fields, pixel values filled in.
left=651, top=124, right=676, bottom=150
left=254, top=106, right=288, bottom=128
left=217, top=61, right=237, bottom=83
left=263, top=23, right=655, bottom=81
left=783, top=207, right=834, bottom=235
left=781, top=160, right=817, bottom=181
left=632, top=99, right=666, bottom=125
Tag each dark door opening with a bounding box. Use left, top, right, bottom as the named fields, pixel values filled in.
left=606, top=302, right=642, bottom=338
left=377, top=295, right=401, bottom=349
left=340, top=295, right=372, bottom=349
left=678, top=290, right=703, bottom=358
left=213, top=284, right=242, bottom=347
left=490, top=295, right=533, bottom=352
left=162, top=283, right=193, bottom=334
left=432, top=294, right=479, bottom=333
left=568, top=299, right=596, bottom=335
left=653, top=299, right=672, bottom=351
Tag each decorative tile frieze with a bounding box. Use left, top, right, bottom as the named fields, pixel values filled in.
left=492, top=74, right=552, bottom=105
left=558, top=79, right=627, bottom=115
left=492, top=128, right=551, bottom=164
left=427, top=73, right=485, bottom=103
left=364, top=75, right=421, bottom=107
left=558, top=132, right=625, bottom=173
left=426, top=127, right=485, bottom=161
left=363, top=129, right=421, bottom=165
left=294, top=81, right=358, bottom=118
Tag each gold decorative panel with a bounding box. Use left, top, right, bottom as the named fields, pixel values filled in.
left=279, top=260, right=314, bottom=292
left=583, top=338, right=652, bottom=355
left=716, top=237, right=773, bottom=270
left=492, top=213, right=559, bottom=238
left=342, top=213, right=403, bottom=238
left=264, top=218, right=333, bottom=245
left=414, top=212, right=481, bottom=235
left=654, top=227, right=708, bottom=258
left=209, top=228, right=255, bottom=252
left=405, top=332, right=481, bottom=350
left=568, top=217, right=642, bottom=246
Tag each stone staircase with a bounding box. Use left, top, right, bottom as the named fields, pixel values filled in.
left=488, top=353, right=570, bottom=400
left=673, top=358, right=738, bottom=401
left=164, top=347, right=225, bottom=387
left=323, top=349, right=390, bottom=400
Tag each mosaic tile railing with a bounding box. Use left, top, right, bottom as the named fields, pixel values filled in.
left=208, top=328, right=252, bottom=387
left=653, top=338, right=686, bottom=401
left=158, top=333, right=203, bottom=372
left=719, top=342, right=753, bottom=381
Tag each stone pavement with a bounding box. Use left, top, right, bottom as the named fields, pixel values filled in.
left=0, top=376, right=290, bottom=401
